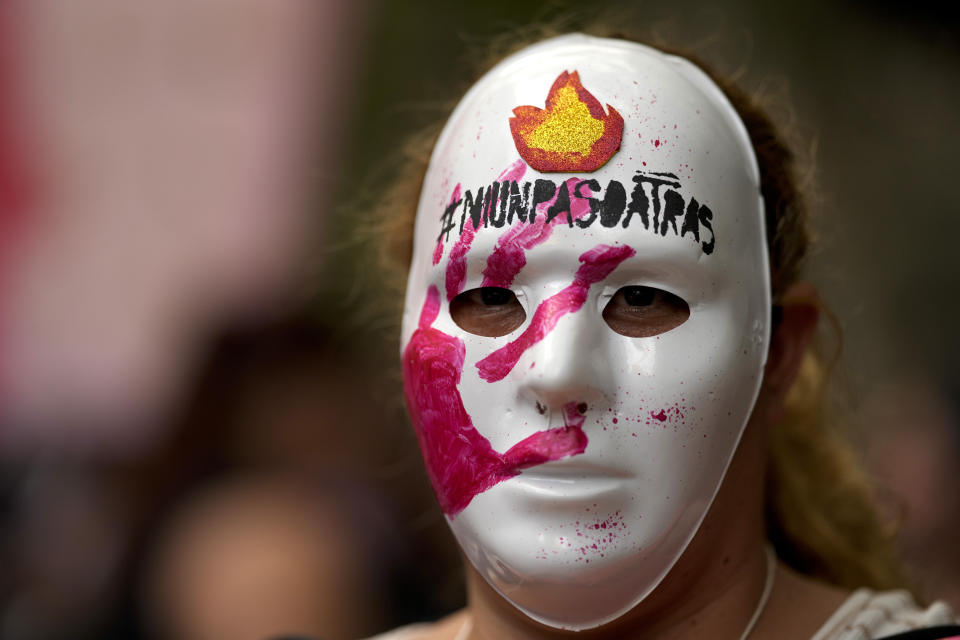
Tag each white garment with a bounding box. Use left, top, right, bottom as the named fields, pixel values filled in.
left=812, top=589, right=957, bottom=640
left=367, top=589, right=958, bottom=639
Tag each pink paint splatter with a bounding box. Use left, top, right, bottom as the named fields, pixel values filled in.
left=572, top=510, right=626, bottom=562
left=444, top=160, right=526, bottom=300
left=535, top=508, right=627, bottom=563
left=403, top=285, right=587, bottom=516
left=476, top=244, right=635, bottom=383
left=481, top=177, right=594, bottom=288
left=645, top=402, right=691, bottom=427
left=433, top=183, right=461, bottom=266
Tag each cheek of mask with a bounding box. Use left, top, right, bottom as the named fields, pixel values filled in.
left=400, top=34, right=771, bottom=630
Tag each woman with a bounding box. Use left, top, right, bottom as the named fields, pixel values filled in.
left=368, top=33, right=958, bottom=640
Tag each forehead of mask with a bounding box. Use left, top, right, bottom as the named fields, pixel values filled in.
left=401, top=34, right=771, bottom=629
left=403, top=35, right=765, bottom=339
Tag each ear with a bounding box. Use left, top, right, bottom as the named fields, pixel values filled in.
left=762, top=282, right=820, bottom=424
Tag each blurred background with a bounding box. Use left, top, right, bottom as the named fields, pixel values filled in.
left=0, top=1, right=958, bottom=639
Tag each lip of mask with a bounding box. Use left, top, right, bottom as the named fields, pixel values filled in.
left=401, top=34, right=771, bottom=630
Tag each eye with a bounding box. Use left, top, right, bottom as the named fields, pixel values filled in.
left=602, top=285, right=690, bottom=337
left=450, top=287, right=526, bottom=337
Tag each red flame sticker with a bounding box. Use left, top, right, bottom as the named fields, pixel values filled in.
left=509, top=71, right=623, bottom=173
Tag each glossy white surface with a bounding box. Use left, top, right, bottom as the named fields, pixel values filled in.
left=401, top=34, right=771, bottom=630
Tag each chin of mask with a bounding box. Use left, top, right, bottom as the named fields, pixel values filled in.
left=400, top=34, right=771, bottom=630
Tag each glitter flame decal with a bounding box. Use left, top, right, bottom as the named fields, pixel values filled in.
left=510, top=71, right=623, bottom=173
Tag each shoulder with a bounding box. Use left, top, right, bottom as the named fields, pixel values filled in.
left=364, top=610, right=470, bottom=640
left=812, top=588, right=959, bottom=640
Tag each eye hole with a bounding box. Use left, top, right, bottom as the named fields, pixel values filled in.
left=602, top=285, right=690, bottom=337
left=450, top=287, right=526, bottom=337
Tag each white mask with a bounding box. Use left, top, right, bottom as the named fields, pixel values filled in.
left=401, top=34, right=771, bottom=630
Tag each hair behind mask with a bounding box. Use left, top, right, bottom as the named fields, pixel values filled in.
left=361, top=26, right=907, bottom=595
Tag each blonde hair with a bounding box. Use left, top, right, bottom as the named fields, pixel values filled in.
left=363, top=28, right=906, bottom=592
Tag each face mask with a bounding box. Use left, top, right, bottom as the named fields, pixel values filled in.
left=401, top=34, right=771, bottom=630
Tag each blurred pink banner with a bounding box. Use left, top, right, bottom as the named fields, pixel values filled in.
left=0, top=0, right=365, bottom=457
